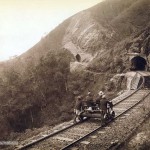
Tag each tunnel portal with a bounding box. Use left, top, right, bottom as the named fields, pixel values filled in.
left=130, top=56, right=147, bottom=71
left=76, top=54, right=81, bottom=62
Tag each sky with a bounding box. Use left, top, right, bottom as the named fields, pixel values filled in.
left=0, top=0, right=103, bottom=61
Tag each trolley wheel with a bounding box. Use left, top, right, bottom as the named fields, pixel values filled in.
left=73, top=115, right=83, bottom=123
left=111, top=111, right=115, bottom=120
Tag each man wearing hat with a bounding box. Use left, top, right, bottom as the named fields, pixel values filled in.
left=100, top=94, right=113, bottom=120
left=94, top=91, right=104, bottom=106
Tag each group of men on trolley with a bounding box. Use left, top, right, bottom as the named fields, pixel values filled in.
left=74, top=91, right=114, bottom=123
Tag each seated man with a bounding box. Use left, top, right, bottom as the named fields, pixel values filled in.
left=85, top=92, right=94, bottom=110
left=94, top=91, right=104, bottom=106
left=107, top=100, right=113, bottom=114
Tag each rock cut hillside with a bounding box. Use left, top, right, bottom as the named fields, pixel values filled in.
left=4, top=0, right=149, bottom=72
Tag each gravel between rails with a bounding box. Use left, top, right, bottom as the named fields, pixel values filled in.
left=27, top=121, right=101, bottom=150
left=6, top=90, right=146, bottom=150
left=68, top=93, right=150, bottom=150
left=23, top=90, right=149, bottom=150
left=13, top=90, right=134, bottom=150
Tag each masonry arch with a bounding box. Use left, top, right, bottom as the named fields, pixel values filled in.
left=76, top=54, right=81, bottom=62
left=130, top=56, right=147, bottom=71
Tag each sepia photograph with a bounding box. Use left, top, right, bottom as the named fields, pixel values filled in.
left=0, top=0, right=150, bottom=149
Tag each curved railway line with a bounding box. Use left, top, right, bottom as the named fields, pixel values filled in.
left=15, top=71, right=150, bottom=150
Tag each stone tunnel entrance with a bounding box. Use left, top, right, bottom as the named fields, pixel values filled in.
left=76, top=54, right=81, bottom=62
left=130, top=56, right=147, bottom=71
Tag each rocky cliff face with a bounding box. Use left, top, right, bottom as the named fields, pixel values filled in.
left=61, top=0, right=150, bottom=71
left=127, top=26, right=150, bottom=56
left=62, top=11, right=112, bottom=70
left=63, top=11, right=111, bottom=53
left=3, top=0, right=149, bottom=73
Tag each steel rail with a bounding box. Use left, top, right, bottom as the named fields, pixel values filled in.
left=16, top=71, right=146, bottom=150
left=60, top=72, right=148, bottom=150
left=61, top=91, right=150, bottom=150
left=16, top=86, right=137, bottom=149
left=16, top=121, right=80, bottom=150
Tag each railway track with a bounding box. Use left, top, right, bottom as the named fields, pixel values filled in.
left=60, top=90, right=150, bottom=150
left=15, top=72, right=150, bottom=150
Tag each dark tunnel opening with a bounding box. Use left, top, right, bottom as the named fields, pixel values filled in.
left=130, top=56, right=147, bottom=71
left=76, top=54, right=81, bottom=62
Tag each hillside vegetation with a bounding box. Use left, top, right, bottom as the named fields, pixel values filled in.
left=0, top=0, right=150, bottom=143
left=0, top=50, right=74, bottom=139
